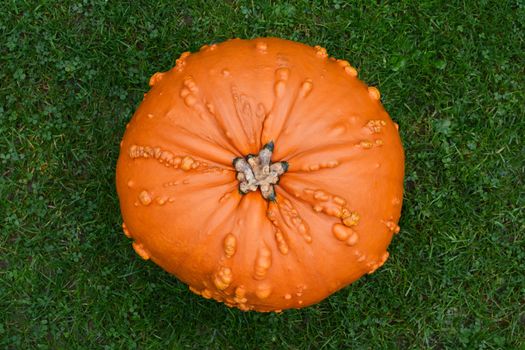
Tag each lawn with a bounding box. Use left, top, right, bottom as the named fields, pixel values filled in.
left=1, top=0, right=524, bottom=348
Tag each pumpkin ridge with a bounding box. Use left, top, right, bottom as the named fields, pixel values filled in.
left=169, top=74, right=246, bottom=158
left=173, top=72, right=248, bottom=156
left=151, top=120, right=237, bottom=166
left=260, top=79, right=302, bottom=147
left=127, top=143, right=223, bottom=172
left=271, top=66, right=371, bottom=159
left=268, top=191, right=333, bottom=306
left=271, top=192, right=313, bottom=244
left=278, top=176, right=356, bottom=223
left=177, top=111, right=244, bottom=157
left=283, top=142, right=363, bottom=173
left=204, top=89, right=257, bottom=155
left=271, top=77, right=320, bottom=148
left=213, top=107, right=250, bottom=156
left=231, top=85, right=262, bottom=151
left=176, top=125, right=242, bottom=164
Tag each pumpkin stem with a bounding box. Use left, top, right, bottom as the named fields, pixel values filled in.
left=233, top=141, right=288, bottom=201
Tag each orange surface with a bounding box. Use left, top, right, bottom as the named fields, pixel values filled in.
left=116, top=37, right=405, bottom=312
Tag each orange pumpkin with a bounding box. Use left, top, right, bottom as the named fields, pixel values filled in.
left=116, top=37, right=404, bottom=312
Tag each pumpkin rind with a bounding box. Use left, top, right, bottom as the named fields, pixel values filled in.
left=116, top=37, right=404, bottom=312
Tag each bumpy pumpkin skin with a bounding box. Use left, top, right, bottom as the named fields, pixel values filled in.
left=116, top=37, right=404, bottom=312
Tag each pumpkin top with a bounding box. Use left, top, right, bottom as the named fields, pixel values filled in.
left=116, top=37, right=404, bottom=312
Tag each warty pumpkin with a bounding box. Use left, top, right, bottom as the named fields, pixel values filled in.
left=116, top=37, right=404, bottom=312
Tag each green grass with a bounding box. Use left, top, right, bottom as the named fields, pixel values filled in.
left=1, top=0, right=524, bottom=348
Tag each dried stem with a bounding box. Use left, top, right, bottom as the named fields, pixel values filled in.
left=233, top=141, right=288, bottom=201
